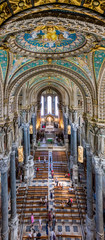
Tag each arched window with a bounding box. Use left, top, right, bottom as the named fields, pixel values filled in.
left=47, top=96, right=52, bottom=114
left=55, top=96, right=58, bottom=116
left=41, top=96, right=44, bottom=116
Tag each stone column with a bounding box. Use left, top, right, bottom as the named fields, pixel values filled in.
left=70, top=123, right=74, bottom=171
left=64, top=113, right=69, bottom=151
left=72, top=125, right=78, bottom=184
left=0, top=157, right=8, bottom=240
left=27, top=124, right=30, bottom=156
left=9, top=151, right=18, bottom=240
left=95, top=157, right=104, bottom=240
left=23, top=125, right=28, bottom=165
left=86, top=144, right=95, bottom=240
left=31, top=113, right=36, bottom=147
left=23, top=125, right=29, bottom=182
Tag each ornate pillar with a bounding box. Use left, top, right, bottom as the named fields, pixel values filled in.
left=70, top=123, right=74, bottom=170
left=63, top=111, right=69, bottom=151
left=95, top=157, right=104, bottom=240
left=0, top=157, right=9, bottom=240
left=31, top=113, right=36, bottom=147
left=27, top=124, right=30, bottom=156
left=86, top=144, right=95, bottom=239
left=72, top=124, right=78, bottom=184
left=9, top=151, right=18, bottom=239
left=23, top=125, right=29, bottom=182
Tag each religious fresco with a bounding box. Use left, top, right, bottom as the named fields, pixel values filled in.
left=0, top=49, right=7, bottom=81
left=94, top=50, right=105, bottom=81
left=15, top=26, right=86, bottom=54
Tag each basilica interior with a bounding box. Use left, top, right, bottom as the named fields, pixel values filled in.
left=0, top=0, right=105, bottom=240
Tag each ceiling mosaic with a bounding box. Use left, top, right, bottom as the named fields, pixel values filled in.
left=15, top=27, right=86, bottom=54
left=9, top=59, right=90, bottom=83
left=29, top=75, right=70, bottom=88
left=94, top=50, right=105, bottom=81
left=67, top=55, right=92, bottom=80
left=0, top=49, right=7, bottom=81
left=6, top=24, right=96, bottom=58
left=8, top=54, right=32, bottom=80
left=0, top=0, right=105, bottom=27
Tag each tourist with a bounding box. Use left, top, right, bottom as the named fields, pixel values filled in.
left=68, top=187, right=74, bottom=192
left=38, top=156, right=40, bottom=162
left=39, top=217, right=42, bottom=230
left=37, top=167, right=39, bottom=172
left=65, top=172, right=70, bottom=178
left=52, top=215, right=56, bottom=230
left=33, top=230, right=36, bottom=239
left=51, top=170, right=54, bottom=179
left=51, top=229, right=56, bottom=240
left=55, top=177, right=58, bottom=186
left=36, top=231, right=41, bottom=239
left=31, top=212, right=34, bottom=224
left=44, top=156, right=46, bottom=163
left=48, top=210, right=52, bottom=222
left=50, top=190, right=53, bottom=199
left=46, top=221, right=48, bottom=236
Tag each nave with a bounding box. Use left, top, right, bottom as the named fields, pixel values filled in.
left=16, top=150, right=87, bottom=240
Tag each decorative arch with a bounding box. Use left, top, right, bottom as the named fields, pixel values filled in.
left=9, top=65, right=94, bottom=115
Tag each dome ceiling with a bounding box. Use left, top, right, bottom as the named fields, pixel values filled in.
left=6, top=24, right=96, bottom=58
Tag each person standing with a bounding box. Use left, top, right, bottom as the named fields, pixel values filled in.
left=31, top=212, right=34, bottom=224
left=39, top=217, right=42, bottom=230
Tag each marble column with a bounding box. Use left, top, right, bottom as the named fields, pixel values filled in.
left=86, top=144, right=95, bottom=239
left=0, top=157, right=8, bottom=240
left=64, top=113, right=69, bottom=151
left=31, top=113, right=36, bottom=147
left=27, top=124, right=30, bottom=156
left=10, top=151, right=18, bottom=240
left=23, top=125, right=29, bottom=182
left=23, top=125, right=28, bottom=165
left=72, top=125, right=78, bottom=184
left=95, top=157, right=104, bottom=240
left=70, top=123, right=74, bottom=171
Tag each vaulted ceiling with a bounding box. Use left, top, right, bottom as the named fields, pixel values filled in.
left=0, top=1, right=105, bottom=121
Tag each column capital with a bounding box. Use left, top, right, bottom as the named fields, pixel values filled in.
left=0, top=156, right=9, bottom=173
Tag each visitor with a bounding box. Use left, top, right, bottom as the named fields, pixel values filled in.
left=33, top=230, right=36, bottom=239
left=39, top=217, right=42, bottom=230
left=50, top=190, right=53, bottom=199
left=55, top=177, right=58, bottom=186
left=38, top=156, right=40, bottom=162
left=51, top=170, right=54, bottom=179
left=37, top=167, right=39, bottom=172
left=44, top=156, right=46, bottom=163
left=46, top=221, right=48, bottom=236
left=36, top=231, right=41, bottom=239
left=31, top=212, right=34, bottom=224
left=48, top=210, right=52, bottom=222
left=52, top=215, right=56, bottom=230
left=51, top=229, right=56, bottom=240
